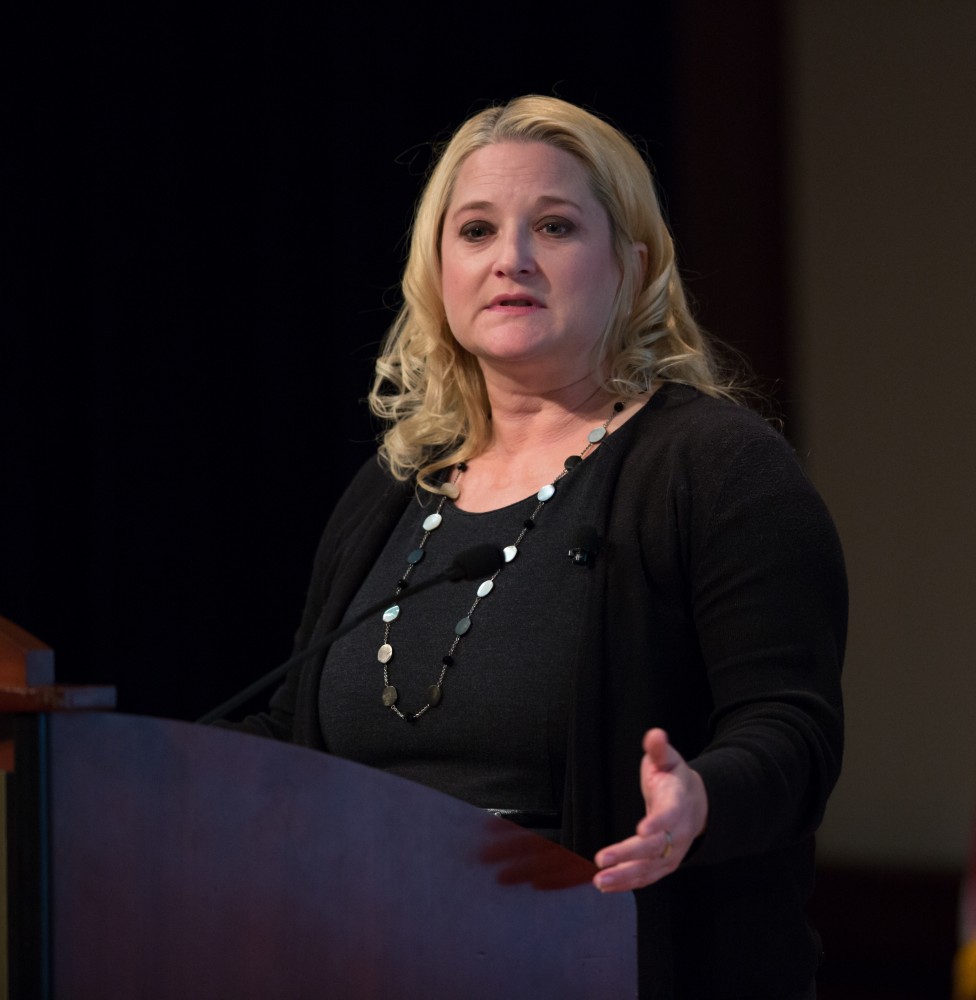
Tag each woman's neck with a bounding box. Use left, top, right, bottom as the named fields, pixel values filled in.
left=451, top=372, right=648, bottom=513
left=480, top=371, right=611, bottom=456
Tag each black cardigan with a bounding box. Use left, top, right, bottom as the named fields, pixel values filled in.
left=236, top=384, right=847, bottom=998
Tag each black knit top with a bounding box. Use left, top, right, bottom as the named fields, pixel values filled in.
left=231, top=383, right=847, bottom=998
left=318, top=438, right=613, bottom=828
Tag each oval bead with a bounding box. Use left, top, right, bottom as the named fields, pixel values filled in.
left=382, top=605, right=400, bottom=623
left=587, top=426, right=608, bottom=443
left=503, top=545, right=518, bottom=563
left=455, top=616, right=472, bottom=636
left=428, top=684, right=443, bottom=706
left=377, top=643, right=393, bottom=663
left=406, top=548, right=425, bottom=565
left=537, top=483, right=556, bottom=502
left=564, top=455, right=582, bottom=470
left=422, top=512, right=443, bottom=531
left=477, top=579, right=494, bottom=598
left=381, top=685, right=398, bottom=707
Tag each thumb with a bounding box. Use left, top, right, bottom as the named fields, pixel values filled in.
left=643, top=727, right=679, bottom=772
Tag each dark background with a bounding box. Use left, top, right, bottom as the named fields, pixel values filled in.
left=4, top=7, right=967, bottom=997
left=3, top=4, right=788, bottom=723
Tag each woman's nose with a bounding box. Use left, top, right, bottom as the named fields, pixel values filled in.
left=493, top=229, right=536, bottom=277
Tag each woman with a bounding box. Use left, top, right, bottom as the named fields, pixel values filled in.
left=234, top=96, right=846, bottom=998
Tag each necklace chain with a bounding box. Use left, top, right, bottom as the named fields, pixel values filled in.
left=378, top=401, right=625, bottom=721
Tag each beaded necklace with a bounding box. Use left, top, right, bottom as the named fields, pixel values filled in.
left=377, top=400, right=624, bottom=721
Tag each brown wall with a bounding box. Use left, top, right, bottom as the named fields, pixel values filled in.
left=673, top=6, right=976, bottom=991
left=789, top=0, right=976, bottom=871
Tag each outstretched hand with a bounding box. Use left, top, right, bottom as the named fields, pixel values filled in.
left=593, top=728, right=709, bottom=893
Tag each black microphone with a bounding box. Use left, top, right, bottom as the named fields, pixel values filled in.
left=196, top=544, right=505, bottom=725
left=443, top=543, right=504, bottom=581
left=567, top=525, right=600, bottom=566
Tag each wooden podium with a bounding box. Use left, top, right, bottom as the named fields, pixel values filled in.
left=1, top=619, right=637, bottom=998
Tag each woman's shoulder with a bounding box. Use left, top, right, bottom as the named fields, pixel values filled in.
left=344, top=452, right=397, bottom=493
left=319, top=453, right=409, bottom=537
left=633, top=382, right=791, bottom=462
left=342, top=451, right=408, bottom=500
left=610, top=382, right=834, bottom=528
left=622, top=384, right=842, bottom=556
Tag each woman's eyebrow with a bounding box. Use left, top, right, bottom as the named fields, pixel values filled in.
left=448, top=194, right=583, bottom=220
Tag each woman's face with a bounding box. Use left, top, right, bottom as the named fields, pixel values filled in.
left=440, top=141, right=622, bottom=385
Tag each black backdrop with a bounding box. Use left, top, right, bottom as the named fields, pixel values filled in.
left=3, top=5, right=788, bottom=723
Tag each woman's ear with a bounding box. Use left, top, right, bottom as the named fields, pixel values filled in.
left=633, top=241, right=648, bottom=282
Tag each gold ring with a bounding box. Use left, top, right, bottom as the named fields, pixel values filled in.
left=661, top=830, right=673, bottom=860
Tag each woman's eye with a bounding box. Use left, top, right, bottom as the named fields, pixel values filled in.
left=539, top=218, right=573, bottom=236
left=460, top=222, right=492, bottom=241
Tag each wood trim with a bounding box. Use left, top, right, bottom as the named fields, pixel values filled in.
left=0, top=619, right=54, bottom=688
left=0, top=685, right=117, bottom=716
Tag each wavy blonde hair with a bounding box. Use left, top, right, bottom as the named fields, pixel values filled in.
left=369, top=95, right=736, bottom=493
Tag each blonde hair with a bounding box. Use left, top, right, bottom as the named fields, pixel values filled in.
left=369, top=95, right=736, bottom=493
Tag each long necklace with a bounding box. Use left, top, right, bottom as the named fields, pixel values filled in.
left=378, top=400, right=625, bottom=721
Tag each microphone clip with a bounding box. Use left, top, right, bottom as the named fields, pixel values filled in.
left=567, top=526, right=600, bottom=566
left=567, top=545, right=593, bottom=566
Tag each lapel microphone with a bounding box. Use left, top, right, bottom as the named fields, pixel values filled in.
left=567, top=526, right=600, bottom=566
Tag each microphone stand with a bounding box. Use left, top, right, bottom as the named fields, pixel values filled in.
left=196, top=544, right=503, bottom=725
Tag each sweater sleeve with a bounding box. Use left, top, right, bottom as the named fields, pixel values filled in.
left=682, top=429, right=847, bottom=866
